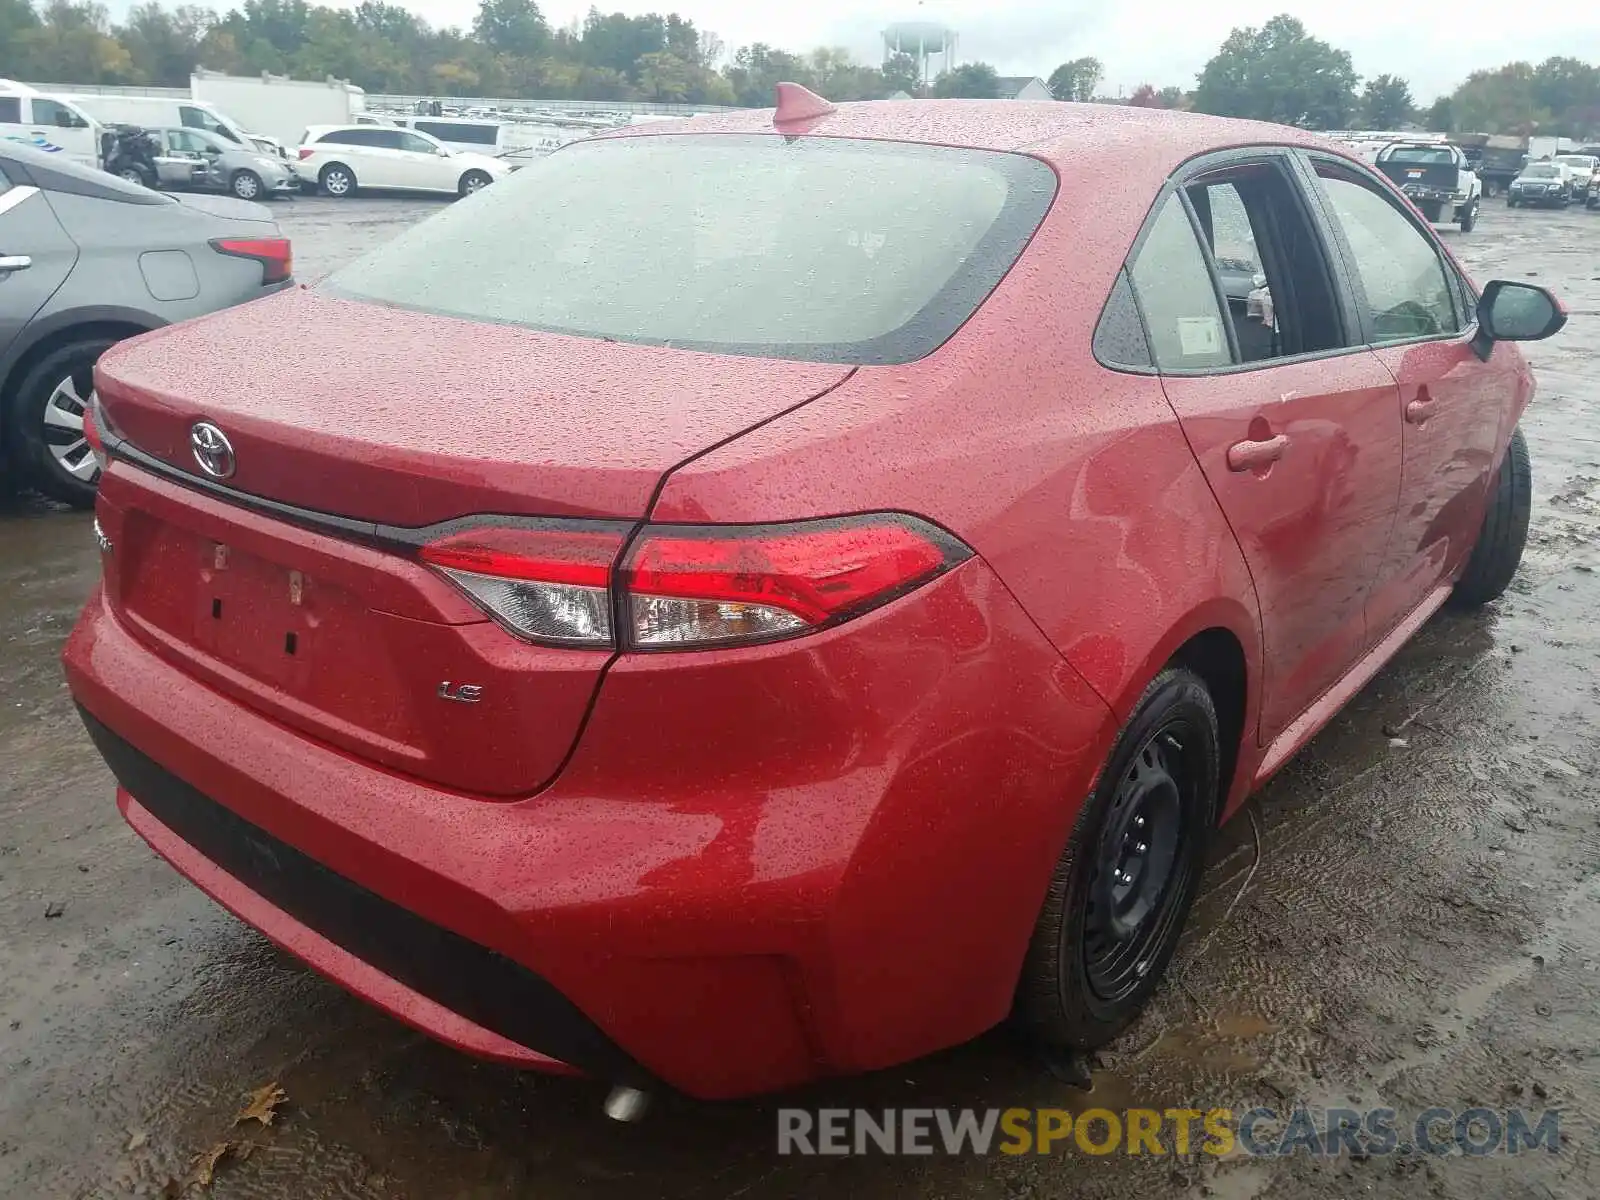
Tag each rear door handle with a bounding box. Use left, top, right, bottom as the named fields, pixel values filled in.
left=1227, top=433, right=1290, bottom=472
left=0, top=255, right=31, bottom=273
left=1405, top=395, right=1439, bottom=424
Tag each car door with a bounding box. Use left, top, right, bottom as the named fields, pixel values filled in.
left=394, top=130, right=450, bottom=192
left=23, top=96, right=99, bottom=170
left=0, top=175, right=80, bottom=361
left=1128, top=152, right=1404, bottom=745
left=1304, top=155, right=1511, bottom=642
left=152, top=129, right=199, bottom=187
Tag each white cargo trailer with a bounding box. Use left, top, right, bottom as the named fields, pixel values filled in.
left=190, top=70, right=378, bottom=150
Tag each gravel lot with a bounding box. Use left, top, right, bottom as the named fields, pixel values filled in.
left=2, top=193, right=1598, bottom=1200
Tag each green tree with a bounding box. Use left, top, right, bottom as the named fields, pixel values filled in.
left=1047, top=56, right=1101, bottom=101
left=18, top=0, right=134, bottom=82
left=1128, top=83, right=1160, bottom=107
left=1449, top=62, right=1543, bottom=134
left=1361, top=73, right=1413, bottom=127
left=723, top=42, right=809, bottom=106
left=1423, top=95, right=1454, bottom=132
left=635, top=48, right=690, bottom=99
left=1157, top=85, right=1185, bottom=109
left=473, top=0, right=547, bottom=58
left=1192, top=14, right=1358, bottom=129
left=881, top=50, right=918, bottom=95
left=0, top=0, right=42, bottom=75
left=117, top=3, right=213, bottom=86
left=932, top=61, right=999, bottom=99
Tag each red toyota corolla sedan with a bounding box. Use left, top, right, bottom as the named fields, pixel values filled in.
left=65, top=90, right=1565, bottom=1102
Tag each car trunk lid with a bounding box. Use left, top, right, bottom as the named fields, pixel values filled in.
left=95, top=288, right=852, bottom=524
left=92, top=289, right=852, bottom=796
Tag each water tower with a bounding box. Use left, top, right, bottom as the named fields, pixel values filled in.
left=882, top=19, right=959, bottom=90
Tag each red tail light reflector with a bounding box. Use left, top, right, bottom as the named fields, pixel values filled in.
left=210, top=237, right=293, bottom=284
left=297, top=147, right=315, bottom=160
left=419, top=515, right=970, bottom=651
left=623, top=515, right=970, bottom=649
left=419, top=525, right=626, bottom=647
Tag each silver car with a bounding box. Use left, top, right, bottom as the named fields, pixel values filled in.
left=0, top=139, right=292, bottom=507
left=149, top=126, right=299, bottom=201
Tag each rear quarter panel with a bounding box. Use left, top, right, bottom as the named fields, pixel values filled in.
left=651, top=153, right=1264, bottom=784
left=41, top=191, right=283, bottom=321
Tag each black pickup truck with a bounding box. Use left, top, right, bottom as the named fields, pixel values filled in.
left=1374, top=142, right=1483, bottom=231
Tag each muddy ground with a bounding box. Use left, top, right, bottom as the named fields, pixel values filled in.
left=2, top=194, right=1599, bottom=1199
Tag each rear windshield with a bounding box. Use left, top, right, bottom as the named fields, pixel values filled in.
left=323, top=134, right=1057, bottom=364
left=1382, top=147, right=1454, bottom=165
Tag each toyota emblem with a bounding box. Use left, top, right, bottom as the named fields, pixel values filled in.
left=190, top=421, right=235, bottom=479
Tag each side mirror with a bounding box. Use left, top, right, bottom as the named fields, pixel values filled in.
left=1471, top=280, right=1567, bottom=360
left=437, top=147, right=450, bottom=157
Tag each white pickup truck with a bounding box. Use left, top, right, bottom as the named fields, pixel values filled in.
left=1374, top=142, right=1483, bottom=232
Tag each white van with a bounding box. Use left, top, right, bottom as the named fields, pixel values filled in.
left=0, top=80, right=102, bottom=171
left=56, top=93, right=287, bottom=158
left=397, top=116, right=508, bottom=157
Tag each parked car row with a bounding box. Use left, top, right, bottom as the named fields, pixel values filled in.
left=1506, top=154, right=1600, bottom=209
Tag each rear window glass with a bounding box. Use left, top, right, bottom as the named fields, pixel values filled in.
left=323, top=134, right=1057, bottom=365
left=415, top=120, right=498, bottom=146
left=1382, top=147, right=1453, bottom=165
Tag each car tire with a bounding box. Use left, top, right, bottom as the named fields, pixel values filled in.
left=3, top=336, right=121, bottom=508
left=1452, top=427, right=1531, bottom=608
left=116, top=164, right=155, bottom=188
left=230, top=169, right=263, bottom=200
left=1459, top=198, right=1479, bottom=232
left=1014, top=666, right=1219, bottom=1050
left=319, top=164, right=356, bottom=197
left=458, top=170, right=494, bottom=197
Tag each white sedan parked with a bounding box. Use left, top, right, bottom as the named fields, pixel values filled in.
left=295, top=125, right=511, bottom=198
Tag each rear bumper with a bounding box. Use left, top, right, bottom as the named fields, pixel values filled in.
left=65, top=563, right=1115, bottom=1098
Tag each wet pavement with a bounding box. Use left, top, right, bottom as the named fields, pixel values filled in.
left=2, top=196, right=1599, bottom=1199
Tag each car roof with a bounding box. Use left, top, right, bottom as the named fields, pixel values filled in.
left=601, top=99, right=1335, bottom=168
left=0, top=138, right=171, bottom=205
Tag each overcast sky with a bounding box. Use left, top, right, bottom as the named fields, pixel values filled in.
left=104, top=0, right=1600, bottom=101
left=475, top=0, right=1595, bottom=101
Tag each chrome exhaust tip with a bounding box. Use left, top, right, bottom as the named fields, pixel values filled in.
left=603, top=1085, right=651, bottom=1122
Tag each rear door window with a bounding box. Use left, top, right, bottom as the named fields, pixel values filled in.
left=0, top=97, right=21, bottom=123
left=1128, top=194, right=1232, bottom=370
left=324, top=134, right=1057, bottom=365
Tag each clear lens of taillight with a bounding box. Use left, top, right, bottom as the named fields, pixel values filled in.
left=419, top=524, right=626, bottom=647
left=622, top=515, right=971, bottom=649
left=83, top=389, right=112, bottom=471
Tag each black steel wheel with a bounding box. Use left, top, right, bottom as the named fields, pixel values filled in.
left=1015, top=666, right=1220, bottom=1049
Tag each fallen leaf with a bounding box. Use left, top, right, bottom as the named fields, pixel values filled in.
left=192, top=1141, right=232, bottom=1187
left=234, top=1082, right=287, bottom=1128
left=125, top=1129, right=148, bottom=1152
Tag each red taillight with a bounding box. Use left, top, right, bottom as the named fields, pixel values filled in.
left=297, top=147, right=314, bottom=160
left=210, top=236, right=293, bottom=284
left=624, top=517, right=964, bottom=647
left=419, top=524, right=626, bottom=647
left=419, top=514, right=969, bottom=651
